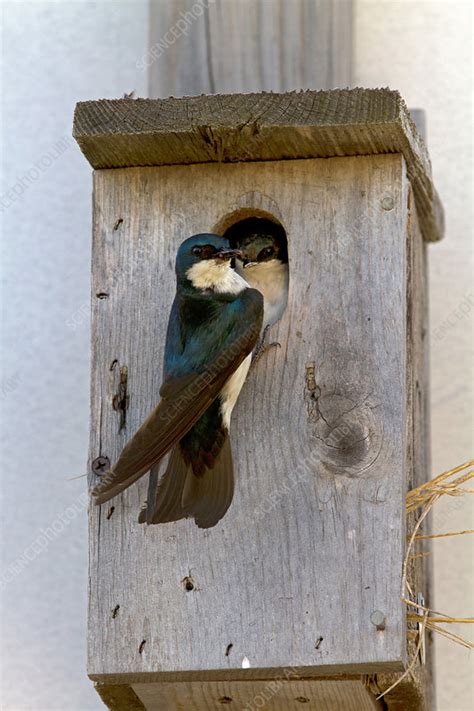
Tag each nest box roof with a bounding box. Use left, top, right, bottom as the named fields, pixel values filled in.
left=73, top=88, right=444, bottom=242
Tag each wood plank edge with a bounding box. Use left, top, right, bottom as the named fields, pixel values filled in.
left=366, top=669, right=428, bottom=711
left=88, top=660, right=404, bottom=686
left=94, top=683, right=146, bottom=711
left=72, top=88, right=444, bottom=243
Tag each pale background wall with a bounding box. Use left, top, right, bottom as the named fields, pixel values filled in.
left=0, top=2, right=148, bottom=710
left=0, top=1, right=472, bottom=710
left=354, top=3, right=473, bottom=709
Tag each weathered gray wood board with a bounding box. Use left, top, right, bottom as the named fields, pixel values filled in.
left=88, top=154, right=409, bottom=696
left=133, top=678, right=382, bottom=710
left=367, top=188, right=433, bottom=711
left=148, top=0, right=353, bottom=97
left=73, top=89, right=444, bottom=243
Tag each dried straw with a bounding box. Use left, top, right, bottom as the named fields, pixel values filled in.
left=376, top=610, right=429, bottom=700
left=377, top=460, right=474, bottom=700
left=406, top=460, right=474, bottom=514
left=415, top=529, right=474, bottom=540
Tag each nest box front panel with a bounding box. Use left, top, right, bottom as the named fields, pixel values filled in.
left=88, top=154, right=408, bottom=680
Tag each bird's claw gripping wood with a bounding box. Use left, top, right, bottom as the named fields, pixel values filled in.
left=252, top=324, right=281, bottom=367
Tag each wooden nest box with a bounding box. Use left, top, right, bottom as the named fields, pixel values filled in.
left=73, top=89, right=443, bottom=710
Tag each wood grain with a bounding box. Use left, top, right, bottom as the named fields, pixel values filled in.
left=88, top=154, right=409, bottom=693
left=95, top=683, right=146, bottom=711
left=367, top=186, right=433, bottom=711
left=148, top=0, right=353, bottom=97
left=133, top=678, right=382, bottom=710
left=73, top=88, right=444, bottom=243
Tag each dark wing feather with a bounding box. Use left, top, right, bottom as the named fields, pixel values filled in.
left=162, top=296, right=184, bottom=380
left=138, top=453, right=188, bottom=525
left=92, top=288, right=262, bottom=504
left=181, top=434, right=234, bottom=528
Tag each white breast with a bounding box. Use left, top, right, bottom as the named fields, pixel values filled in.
left=186, top=260, right=247, bottom=294
left=235, top=259, right=289, bottom=327
left=219, top=353, right=252, bottom=429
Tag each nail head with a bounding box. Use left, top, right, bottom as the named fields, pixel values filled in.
left=370, top=610, right=386, bottom=630
left=381, top=196, right=395, bottom=211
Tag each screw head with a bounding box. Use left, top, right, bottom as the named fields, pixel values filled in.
left=370, top=610, right=386, bottom=630
left=91, top=456, right=110, bottom=476
left=381, top=196, right=395, bottom=211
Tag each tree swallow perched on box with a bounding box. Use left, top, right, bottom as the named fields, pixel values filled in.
left=226, top=217, right=289, bottom=329
left=92, top=234, right=263, bottom=529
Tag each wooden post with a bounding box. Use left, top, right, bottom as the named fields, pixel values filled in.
left=147, top=0, right=353, bottom=97
left=73, top=89, right=442, bottom=710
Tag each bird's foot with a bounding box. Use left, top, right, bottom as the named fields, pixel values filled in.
left=252, top=324, right=281, bottom=367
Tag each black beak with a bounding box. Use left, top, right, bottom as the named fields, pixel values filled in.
left=214, top=248, right=243, bottom=261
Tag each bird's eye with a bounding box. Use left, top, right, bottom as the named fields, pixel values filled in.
left=259, top=246, right=274, bottom=260
left=191, top=244, right=217, bottom=258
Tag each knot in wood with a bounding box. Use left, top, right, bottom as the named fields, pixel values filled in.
left=310, top=393, right=383, bottom=477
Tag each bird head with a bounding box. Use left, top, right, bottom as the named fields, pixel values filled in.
left=176, top=234, right=243, bottom=290
left=225, top=217, right=287, bottom=269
